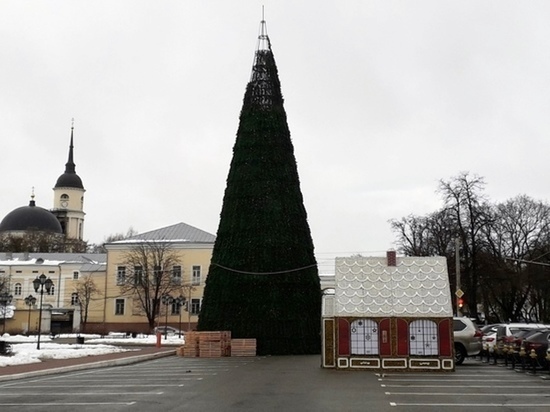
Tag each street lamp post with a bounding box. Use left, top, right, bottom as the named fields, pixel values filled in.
left=161, top=294, right=174, bottom=340
left=33, top=274, right=53, bottom=350
left=175, top=295, right=185, bottom=338
left=24, top=295, right=37, bottom=336
left=0, top=292, right=13, bottom=335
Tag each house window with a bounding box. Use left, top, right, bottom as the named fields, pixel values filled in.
left=153, top=265, right=162, bottom=285
left=73, top=271, right=79, bottom=280
left=14, top=283, right=22, bottom=296
left=134, top=266, right=143, bottom=285
left=192, top=266, right=201, bottom=285
left=116, top=266, right=126, bottom=285
left=409, top=319, right=438, bottom=356
left=115, top=299, right=125, bottom=315
left=172, top=265, right=182, bottom=285
left=350, top=319, right=379, bottom=355
left=190, top=298, right=201, bottom=315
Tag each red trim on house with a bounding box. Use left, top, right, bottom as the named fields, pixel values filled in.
left=379, top=318, right=391, bottom=356
left=438, top=318, right=452, bottom=356
left=397, top=318, right=409, bottom=356
left=338, top=318, right=350, bottom=356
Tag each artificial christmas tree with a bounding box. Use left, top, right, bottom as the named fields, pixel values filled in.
left=198, top=19, right=321, bottom=355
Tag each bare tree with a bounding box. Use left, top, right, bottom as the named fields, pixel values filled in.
left=0, top=230, right=87, bottom=253
left=390, top=209, right=456, bottom=257
left=481, top=195, right=550, bottom=321
left=118, top=241, right=183, bottom=330
left=0, top=274, right=8, bottom=296
left=74, top=273, right=102, bottom=332
left=88, top=227, right=138, bottom=253
left=438, top=172, right=492, bottom=319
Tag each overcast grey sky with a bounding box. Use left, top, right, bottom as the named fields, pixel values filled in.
left=2, top=1, right=549, bottom=273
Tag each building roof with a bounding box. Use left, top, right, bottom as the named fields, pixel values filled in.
left=334, top=255, right=453, bottom=318
left=114, top=222, right=216, bottom=244
left=0, top=199, right=63, bottom=234
left=0, top=252, right=106, bottom=265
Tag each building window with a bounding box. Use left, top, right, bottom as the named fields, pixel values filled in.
left=409, top=319, right=438, bottom=356
left=32, top=270, right=38, bottom=273
left=153, top=265, right=162, bottom=285
left=115, top=299, right=125, bottom=315
left=350, top=319, right=379, bottom=355
left=172, top=265, right=182, bottom=285
left=14, top=283, right=22, bottom=296
left=190, top=298, right=201, bottom=315
left=73, top=271, right=79, bottom=280
left=171, top=301, right=180, bottom=315
left=71, top=293, right=79, bottom=305
left=192, top=266, right=201, bottom=285
left=134, top=266, right=143, bottom=285
left=116, top=266, right=126, bottom=285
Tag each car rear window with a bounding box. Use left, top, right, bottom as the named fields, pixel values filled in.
left=453, top=319, right=467, bottom=332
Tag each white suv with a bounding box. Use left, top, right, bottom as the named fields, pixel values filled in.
left=453, top=317, right=483, bottom=365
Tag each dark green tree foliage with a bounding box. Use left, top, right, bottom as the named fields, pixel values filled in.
left=198, top=35, right=321, bottom=355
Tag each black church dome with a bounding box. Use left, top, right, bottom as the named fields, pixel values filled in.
left=0, top=200, right=63, bottom=234
left=55, top=172, right=83, bottom=189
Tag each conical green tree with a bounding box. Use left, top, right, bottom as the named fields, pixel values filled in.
left=198, top=22, right=321, bottom=355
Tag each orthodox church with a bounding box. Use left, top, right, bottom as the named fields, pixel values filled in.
left=0, top=126, right=86, bottom=251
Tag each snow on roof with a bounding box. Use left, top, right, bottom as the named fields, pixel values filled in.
left=334, top=256, right=453, bottom=318
left=0, top=253, right=106, bottom=266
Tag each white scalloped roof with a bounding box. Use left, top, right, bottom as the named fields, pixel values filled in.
left=334, top=256, right=453, bottom=317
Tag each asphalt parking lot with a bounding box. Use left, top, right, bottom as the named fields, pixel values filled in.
left=0, top=356, right=549, bottom=411
left=381, top=358, right=550, bottom=410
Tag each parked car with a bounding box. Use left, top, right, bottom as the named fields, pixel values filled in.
left=481, top=324, right=499, bottom=351
left=453, top=317, right=483, bottom=365
left=503, top=328, right=545, bottom=353
left=154, top=326, right=184, bottom=336
left=495, top=323, right=550, bottom=352
left=521, top=330, right=550, bottom=366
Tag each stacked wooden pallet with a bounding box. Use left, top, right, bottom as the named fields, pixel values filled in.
left=177, top=331, right=232, bottom=358
left=230, top=338, right=257, bottom=357
left=180, top=331, right=200, bottom=357
left=199, top=331, right=231, bottom=358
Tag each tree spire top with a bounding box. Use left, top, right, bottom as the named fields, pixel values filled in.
left=257, top=6, right=270, bottom=51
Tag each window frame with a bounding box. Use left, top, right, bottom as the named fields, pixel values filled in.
left=192, top=265, right=201, bottom=286
left=115, top=298, right=125, bottom=315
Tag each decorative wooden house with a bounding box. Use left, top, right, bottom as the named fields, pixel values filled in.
left=322, top=251, right=454, bottom=371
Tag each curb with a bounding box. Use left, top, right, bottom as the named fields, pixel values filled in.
left=0, top=349, right=175, bottom=382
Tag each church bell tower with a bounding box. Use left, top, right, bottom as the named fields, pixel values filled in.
left=51, top=124, right=86, bottom=241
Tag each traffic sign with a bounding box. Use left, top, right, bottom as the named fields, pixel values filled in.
left=455, top=288, right=464, bottom=298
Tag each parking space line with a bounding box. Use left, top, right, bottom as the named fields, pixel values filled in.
left=0, top=391, right=163, bottom=396
left=7, top=384, right=191, bottom=388
left=379, top=378, right=536, bottom=382
left=0, top=402, right=137, bottom=406
left=382, top=384, right=546, bottom=388
left=385, top=391, right=550, bottom=397
left=389, top=402, right=550, bottom=407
